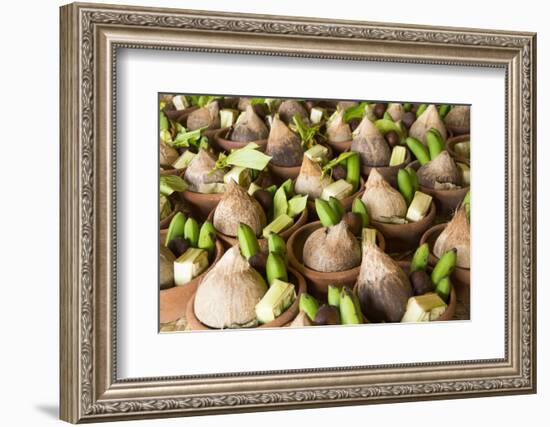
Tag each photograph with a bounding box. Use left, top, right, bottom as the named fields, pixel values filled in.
left=158, top=95, right=471, bottom=331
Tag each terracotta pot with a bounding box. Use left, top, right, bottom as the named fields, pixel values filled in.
left=163, top=105, right=198, bottom=123
left=446, top=123, right=470, bottom=137
left=207, top=206, right=309, bottom=248
left=203, top=126, right=228, bottom=141
left=286, top=221, right=385, bottom=298
left=371, top=202, right=437, bottom=253
left=360, top=149, right=412, bottom=187
left=446, top=134, right=470, bottom=164
left=268, top=145, right=334, bottom=184
left=160, top=167, right=185, bottom=177
left=407, top=160, right=470, bottom=218
left=185, top=267, right=307, bottom=330
left=419, top=223, right=470, bottom=305
left=398, top=261, right=457, bottom=321
left=159, top=198, right=185, bottom=230
left=213, top=127, right=268, bottom=152
left=326, top=138, right=352, bottom=154
left=177, top=190, right=223, bottom=221
left=306, top=178, right=365, bottom=219
left=159, top=239, right=225, bottom=324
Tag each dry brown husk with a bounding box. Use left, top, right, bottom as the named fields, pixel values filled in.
left=230, top=105, right=269, bottom=142
left=350, top=116, right=391, bottom=167
left=183, top=149, right=225, bottom=192
left=416, top=150, right=462, bottom=189
left=409, top=104, right=447, bottom=144
left=303, top=221, right=361, bottom=272
left=326, top=109, right=352, bottom=143
left=213, top=180, right=267, bottom=237
left=361, top=168, right=407, bottom=222
left=265, top=116, right=304, bottom=167
left=289, top=311, right=314, bottom=327
left=434, top=206, right=470, bottom=268
left=159, top=245, right=175, bottom=290
left=444, top=105, right=470, bottom=132
left=294, top=156, right=332, bottom=198
left=337, top=100, right=358, bottom=110
left=160, top=140, right=179, bottom=166
left=356, top=240, right=412, bottom=322
left=186, top=101, right=220, bottom=130
left=386, top=103, right=405, bottom=121
left=194, top=246, right=268, bottom=328
left=277, top=100, right=309, bottom=124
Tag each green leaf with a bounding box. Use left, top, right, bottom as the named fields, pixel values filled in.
left=160, top=111, right=169, bottom=131
left=291, top=114, right=322, bottom=149
left=160, top=175, right=188, bottom=196
left=249, top=98, right=266, bottom=105
left=343, top=102, right=369, bottom=122
left=322, top=152, right=356, bottom=178
left=224, top=146, right=272, bottom=171
left=273, top=186, right=288, bottom=220
left=287, top=195, right=308, bottom=218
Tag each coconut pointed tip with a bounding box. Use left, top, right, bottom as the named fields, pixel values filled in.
left=366, top=168, right=386, bottom=185
left=299, top=155, right=323, bottom=177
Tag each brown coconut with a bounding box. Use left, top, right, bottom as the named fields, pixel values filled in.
left=160, top=140, right=179, bottom=167
left=302, top=221, right=361, bottom=272
left=444, top=105, right=470, bottom=133
left=159, top=245, right=175, bottom=290
left=289, top=311, right=314, bottom=327
left=409, top=104, right=447, bottom=145
left=183, top=149, right=226, bottom=192
left=434, top=206, right=470, bottom=268
left=326, top=109, right=352, bottom=143
left=294, top=156, right=333, bottom=198
left=230, top=105, right=269, bottom=142
left=416, top=150, right=462, bottom=189
left=194, top=246, right=268, bottom=328
left=265, top=116, right=304, bottom=167
left=186, top=101, right=220, bottom=130
left=213, top=180, right=267, bottom=237
left=356, top=240, right=412, bottom=322
left=361, top=169, right=407, bottom=222
left=350, top=116, right=391, bottom=167
left=277, top=100, right=309, bottom=124
left=386, top=103, right=405, bottom=121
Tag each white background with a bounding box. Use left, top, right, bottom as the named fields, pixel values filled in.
left=0, top=0, right=546, bottom=426
left=118, top=50, right=504, bottom=377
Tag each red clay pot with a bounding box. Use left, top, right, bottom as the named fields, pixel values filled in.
left=159, top=239, right=225, bottom=324
left=360, top=149, right=412, bottom=187
left=185, top=267, right=307, bottom=330
left=286, top=221, right=385, bottom=298
left=177, top=190, right=223, bottom=221
left=446, top=134, right=470, bottom=164
left=213, top=127, right=268, bottom=152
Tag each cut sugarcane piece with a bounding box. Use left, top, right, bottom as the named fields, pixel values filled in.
left=321, top=179, right=353, bottom=201
left=401, top=292, right=448, bottom=323
left=310, top=107, right=325, bottom=124
left=220, top=109, right=239, bottom=129
left=172, top=95, right=189, bottom=111
left=406, top=191, right=433, bottom=222
left=263, top=214, right=294, bottom=238
left=172, top=150, right=196, bottom=169
left=173, top=248, right=209, bottom=286
left=304, top=144, right=329, bottom=163
left=247, top=182, right=262, bottom=196
left=454, top=141, right=470, bottom=158
left=458, top=162, right=470, bottom=186
left=224, top=166, right=252, bottom=187
left=197, top=182, right=226, bottom=194
left=255, top=279, right=296, bottom=324
left=389, top=145, right=407, bottom=166
left=361, top=228, right=378, bottom=245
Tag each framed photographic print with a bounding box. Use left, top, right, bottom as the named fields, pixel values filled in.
left=59, top=2, right=537, bottom=423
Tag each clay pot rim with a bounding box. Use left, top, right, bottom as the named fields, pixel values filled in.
left=207, top=204, right=309, bottom=244
left=406, top=159, right=471, bottom=196
left=286, top=220, right=386, bottom=281
left=446, top=134, right=470, bottom=164
left=159, top=197, right=185, bottom=230
left=159, top=239, right=225, bottom=324
left=419, top=222, right=471, bottom=273
left=213, top=127, right=269, bottom=152
left=185, top=266, right=307, bottom=330
left=326, top=138, right=352, bottom=153
left=371, top=201, right=437, bottom=233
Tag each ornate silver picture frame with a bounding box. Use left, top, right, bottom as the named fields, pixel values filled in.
left=60, top=2, right=536, bottom=423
